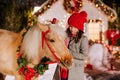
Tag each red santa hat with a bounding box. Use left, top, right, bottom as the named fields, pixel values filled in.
left=68, top=11, right=87, bottom=31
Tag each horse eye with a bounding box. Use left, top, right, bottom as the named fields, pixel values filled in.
left=49, top=39, right=55, bottom=42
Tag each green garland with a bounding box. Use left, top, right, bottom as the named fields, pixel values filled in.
left=17, top=54, right=49, bottom=75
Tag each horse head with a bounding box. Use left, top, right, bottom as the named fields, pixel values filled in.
left=37, top=22, right=73, bottom=68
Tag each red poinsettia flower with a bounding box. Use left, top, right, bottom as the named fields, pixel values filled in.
left=24, top=66, right=35, bottom=80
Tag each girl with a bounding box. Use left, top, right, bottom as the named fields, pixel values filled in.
left=66, top=11, right=88, bottom=80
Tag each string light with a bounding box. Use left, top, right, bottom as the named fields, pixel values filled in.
left=88, top=0, right=117, bottom=22
left=33, top=0, right=58, bottom=17
left=87, top=19, right=102, bottom=23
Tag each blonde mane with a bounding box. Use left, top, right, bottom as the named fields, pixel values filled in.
left=21, top=26, right=41, bottom=60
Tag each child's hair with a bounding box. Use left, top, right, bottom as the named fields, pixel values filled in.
left=66, top=27, right=83, bottom=43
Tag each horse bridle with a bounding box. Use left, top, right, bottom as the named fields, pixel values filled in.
left=41, top=29, right=59, bottom=64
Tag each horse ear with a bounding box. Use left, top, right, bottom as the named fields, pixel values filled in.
left=37, top=22, right=49, bottom=32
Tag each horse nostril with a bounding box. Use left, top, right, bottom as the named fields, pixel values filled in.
left=65, top=60, right=71, bottom=66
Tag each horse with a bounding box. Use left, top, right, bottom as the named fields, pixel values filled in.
left=0, top=22, right=73, bottom=80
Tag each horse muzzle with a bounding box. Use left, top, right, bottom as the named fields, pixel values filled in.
left=59, top=55, right=73, bottom=68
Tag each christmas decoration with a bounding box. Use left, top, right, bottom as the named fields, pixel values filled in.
left=34, top=0, right=83, bottom=16
left=88, top=0, right=117, bottom=22
left=87, top=19, right=102, bottom=23
left=63, top=0, right=83, bottom=13
left=113, top=51, right=120, bottom=60
left=17, top=53, right=49, bottom=80
left=106, top=29, right=120, bottom=45
left=34, top=0, right=58, bottom=17
left=51, top=18, right=58, bottom=24
left=109, top=46, right=120, bottom=70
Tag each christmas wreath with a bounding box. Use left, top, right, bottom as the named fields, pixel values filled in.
left=63, top=0, right=83, bottom=13
left=17, top=53, right=50, bottom=80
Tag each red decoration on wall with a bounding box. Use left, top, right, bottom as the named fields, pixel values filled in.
left=51, top=18, right=57, bottom=24
left=106, top=29, right=120, bottom=45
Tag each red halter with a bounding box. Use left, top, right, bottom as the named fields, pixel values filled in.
left=41, top=29, right=59, bottom=64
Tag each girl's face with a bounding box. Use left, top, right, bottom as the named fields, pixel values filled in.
left=69, top=26, right=79, bottom=36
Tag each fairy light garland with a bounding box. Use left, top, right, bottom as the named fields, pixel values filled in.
left=33, top=0, right=83, bottom=17
left=88, top=0, right=117, bottom=22
left=33, top=0, right=58, bottom=17
left=63, top=0, right=83, bottom=14
left=33, top=0, right=117, bottom=22
left=87, top=19, right=102, bottom=23
left=113, top=51, right=120, bottom=60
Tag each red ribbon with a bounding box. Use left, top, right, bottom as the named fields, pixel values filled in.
left=42, top=29, right=59, bottom=64
left=42, top=30, right=50, bottom=49
left=44, top=40, right=59, bottom=64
